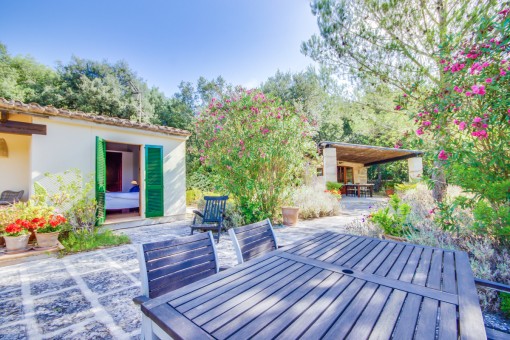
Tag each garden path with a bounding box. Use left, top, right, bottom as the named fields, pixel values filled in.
left=0, top=197, right=383, bottom=339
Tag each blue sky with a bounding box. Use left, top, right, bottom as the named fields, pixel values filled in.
left=1, top=0, right=319, bottom=96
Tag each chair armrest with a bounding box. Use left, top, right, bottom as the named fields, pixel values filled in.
left=132, top=295, right=150, bottom=305
left=277, top=244, right=290, bottom=250
left=192, top=210, right=204, bottom=218
left=219, top=266, right=231, bottom=272
left=474, top=278, right=510, bottom=293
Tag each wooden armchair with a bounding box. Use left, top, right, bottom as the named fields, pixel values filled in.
left=0, top=190, right=24, bottom=205
left=228, top=218, right=279, bottom=264
left=190, top=195, right=228, bottom=242
left=134, top=232, right=220, bottom=339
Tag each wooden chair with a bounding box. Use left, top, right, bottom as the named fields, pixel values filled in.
left=190, top=195, right=228, bottom=242
left=228, top=218, right=279, bottom=264
left=0, top=190, right=24, bottom=205
left=134, top=232, right=219, bottom=339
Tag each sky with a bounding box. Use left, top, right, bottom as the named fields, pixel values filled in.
left=1, top=0, right=320, bottom=96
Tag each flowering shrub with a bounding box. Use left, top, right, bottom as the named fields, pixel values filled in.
left=398, top=9, right=510, bottom=243
left=195, top=89, right=316, bottom=222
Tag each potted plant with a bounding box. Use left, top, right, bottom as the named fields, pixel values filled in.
left=3, top=220, right=31, bottom=253
left=33, top=214, right=66, bottom=248
left=384, top=182, right=395, bottom=196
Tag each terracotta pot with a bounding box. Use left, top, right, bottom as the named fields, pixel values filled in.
left=35, top=231, right=60, bottom=248
left=4, top=234, right=30, bottom=252
left=282, top=207, right=299, bottom=226
left=385, top=188, right=395, bottom=196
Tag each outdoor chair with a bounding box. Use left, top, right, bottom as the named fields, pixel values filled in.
left=346, top=186, right=357, bottom=197
left=359, top=186, right=369, bottom=198
left=228, top=218, right=279, bottom=264
left=190, top=195, right=228, bottom=242
left=0, top=190, right=24, bottom=205
left=133, top=231, right=220, bottom=339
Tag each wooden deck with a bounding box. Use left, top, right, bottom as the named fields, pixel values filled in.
left=142, top=232, right=486, bottom=339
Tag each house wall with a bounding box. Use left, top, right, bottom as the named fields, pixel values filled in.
left=30, top=116, right=187, bottom=221
left=0, top=114, right=32, bottom=200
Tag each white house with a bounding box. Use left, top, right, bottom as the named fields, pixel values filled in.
left=0, top=99, right=190, bottom=228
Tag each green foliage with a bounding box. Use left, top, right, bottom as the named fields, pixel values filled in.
left=195, top=89, right=316, bottom=223
left=395, top=183, right=418, bottom=191
left=501, top=293, right=510, bottom=318
left=59, top=228, right=130, bottom=255
left=326, top=181, right=343, bottom=191
left=405, top=9, right=510, bottom=243
left=369, top=194, right=411, bottom=236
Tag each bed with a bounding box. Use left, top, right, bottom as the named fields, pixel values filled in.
left=105, top=192, right=140, bottom=210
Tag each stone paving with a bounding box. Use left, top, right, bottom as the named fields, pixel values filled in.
left=0, top=197, right=383, bottom=340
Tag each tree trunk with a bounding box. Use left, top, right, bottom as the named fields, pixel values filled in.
left=432, top=160, right=447, bottom=202
left=375, top=165, right=382, bottom=192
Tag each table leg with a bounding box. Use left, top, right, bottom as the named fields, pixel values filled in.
left=357, top=185, right=360, bottom=197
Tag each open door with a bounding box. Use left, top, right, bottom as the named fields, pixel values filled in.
left=95, top=137, right=106, bottom=225
left=145, top=145, right=164, bottom=218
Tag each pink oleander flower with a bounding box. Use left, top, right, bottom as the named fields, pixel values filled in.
left=501, top=69, right=507, bottom=76
left=465, top=91, right=472, bottom=97
left=395, top=105, right=402, bottom=110
left=471, top=85, right=486, bottom=95
left=433, top=108, right=439, bottom=113
left=473, top=116, right=482, bottom=123
left=422, top=121, right=432, bottom=126
left=453, top=85, right=462, bottom=93
left=416, top=128, right=424, bottom=136
left=459, top=122, right=467, bottom=130
left=438, top=150, right=449, bottom=160
left=454, top=119, right=460, bottom=125
left=485, top=78, right=493, bottom=83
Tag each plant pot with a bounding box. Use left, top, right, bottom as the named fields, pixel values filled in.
left=35, top=231, right=60, bottom=248
left=282, top=207, right=299, bottom=226
left=4, top=234, right=30, bottom=252
left=385, top=189, right=395, bottom=196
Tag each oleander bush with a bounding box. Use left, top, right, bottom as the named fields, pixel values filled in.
left=195, top=88, right=316, bottom=223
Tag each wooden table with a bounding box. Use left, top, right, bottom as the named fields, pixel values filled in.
left=345, top=183, right=374, bottom=197
left=142, top=232, right=486, bottom=340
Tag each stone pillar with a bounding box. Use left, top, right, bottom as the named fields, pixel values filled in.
left=323, top=147, right=337, bottom=185
left=408, top=157, right=423, bottom=181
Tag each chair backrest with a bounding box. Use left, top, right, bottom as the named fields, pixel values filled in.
left=137, top=231, right=219, bottom=298
left=0, top=190, right=24, bottom=203
left=202, top=195, right=228, bottom=223
left=228, top=218, right=278, bottom=264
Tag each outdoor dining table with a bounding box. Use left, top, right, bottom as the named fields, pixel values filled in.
left=141, top=231, right=486, bottom=339
left=345, top=183, right=374, bottom=197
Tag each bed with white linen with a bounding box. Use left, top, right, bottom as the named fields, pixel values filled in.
left=105, top=192, right=139, bottom=210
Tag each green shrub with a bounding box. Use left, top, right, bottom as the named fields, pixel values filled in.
left=186, top=188, right=202, bottom=205
left=326, top=181, right=343, bottom=191
left=195, top=89, right=316, bottom=223
left=501, top=293, right=510, bottom=318
left=395, top=183, right=418, bottom=192
left=59, top=228, right=130, bottom=255
left=369, top=194, right=411, bottom=237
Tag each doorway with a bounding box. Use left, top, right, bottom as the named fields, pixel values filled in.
left=105, top=142, right=141, bottom=221
left=337, top=166, right=354, bottom=194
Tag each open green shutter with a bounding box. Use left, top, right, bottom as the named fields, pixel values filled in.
left=95, top=137, right=106, bottom=225
left=145, top=145, right=164, bottom=217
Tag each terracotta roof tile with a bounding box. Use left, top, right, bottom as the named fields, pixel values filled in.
left=0, top=98, right=191, bottom=137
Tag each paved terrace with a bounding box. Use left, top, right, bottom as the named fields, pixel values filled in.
left=0, top=197, right=383, bottom=339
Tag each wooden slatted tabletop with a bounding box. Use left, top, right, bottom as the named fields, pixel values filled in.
left=141, top=232, right=486, bottom=340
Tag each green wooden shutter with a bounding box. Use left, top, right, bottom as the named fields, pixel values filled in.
left=145, top=145, right=164, bottom=217
left=95, top=137, right=106, bottom=225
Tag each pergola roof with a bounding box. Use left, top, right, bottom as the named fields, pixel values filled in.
left=319, top=141, right=423, bottom=167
